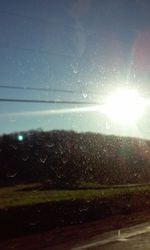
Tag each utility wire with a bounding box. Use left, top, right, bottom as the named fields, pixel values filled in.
left=0, top=9, right=86, bottom=58
left=0, top=10, right=82, bottom=32
left=0, top=43, right=74, bottom=58
left=0, top=84, right=98, bottom=95
left=0, top=10, right=85, bottom=58
left=0, top=98, right=103, bottom=105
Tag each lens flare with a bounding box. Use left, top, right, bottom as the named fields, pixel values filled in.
left=17, top=134, right=24, bottom=141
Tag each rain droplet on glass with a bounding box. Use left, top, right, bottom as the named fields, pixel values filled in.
left=82, top=92, right=87, bottom=98
left=40, top=155, right=48, bottom=164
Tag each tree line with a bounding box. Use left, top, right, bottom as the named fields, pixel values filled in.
left=0, top=130, right=150, bottom=188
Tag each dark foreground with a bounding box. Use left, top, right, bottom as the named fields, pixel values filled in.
left=1, top=183, right=150, bottom=249
left=96, top=232, right=150, bottom=250
left=1, top=210, right=150, bottom=250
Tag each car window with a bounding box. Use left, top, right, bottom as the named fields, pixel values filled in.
left=0, top=1, right=150, bottom=249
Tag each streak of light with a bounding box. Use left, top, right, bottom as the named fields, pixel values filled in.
left=0, top=106, right=101, bottom=117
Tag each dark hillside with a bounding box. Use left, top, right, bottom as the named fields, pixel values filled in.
left=0, top=130, right=150, bottom=187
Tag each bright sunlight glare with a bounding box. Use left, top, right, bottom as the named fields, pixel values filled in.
left=101, top=88, right=146, bottom=124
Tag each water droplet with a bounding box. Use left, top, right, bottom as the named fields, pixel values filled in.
left=7, top=172, right=17, bottom=178
left=22, top=155, right=29, bottom=162
left=47, top=143, right=54, bottom=148
left=73, top=69, right=78, bottom=74
left=71, top=63, right=79, bottom=74
left=59, top=145, right=64, bottom=155
left=40, top=155, right=48, bottom=164
left=82, top=92, right=87, bottom=98
left=10, top=144, right=18, bottom=150
left=106, top=122, right=111, bottom=130
left=79, top=207, right=88, bottom=212
left=29, top=221, right=39, bottom=226
left=62, top=157, right=68, bottom=164
left=57, top=174, right=61, bottom=179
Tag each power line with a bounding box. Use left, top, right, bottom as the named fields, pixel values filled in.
left=0, top=10, right=86, bottom=58
left=0, top=98, right=102, bottom=105
left=0, top=84, right=98, bottom=95
left=0, top=10, right=82, bottom=33
left=0, top=43, right=74, bottom=58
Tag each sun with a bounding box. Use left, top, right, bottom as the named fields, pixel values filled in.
left=102, top=88, right=146, bottom=124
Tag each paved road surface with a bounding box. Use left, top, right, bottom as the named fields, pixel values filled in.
left=1, top=220, right=150, bottom=249
left=72, top=222, right=150, bottom=250
left=95, top=232, right=150, bottom=250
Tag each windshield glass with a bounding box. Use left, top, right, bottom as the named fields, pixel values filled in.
left=0, top=1, right=150, bottom=249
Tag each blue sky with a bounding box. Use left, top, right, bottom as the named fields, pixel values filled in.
left=0, top=0, right=150, bottom=139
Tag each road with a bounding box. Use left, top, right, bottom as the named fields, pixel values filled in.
left=95, top=232, right=150, bottom=250
left=1, top=217, right=150, bottom=249
left=72, top=222, right=150, bottom=250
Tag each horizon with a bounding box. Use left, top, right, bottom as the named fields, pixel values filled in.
left=1, top=128, right=150, bottom=142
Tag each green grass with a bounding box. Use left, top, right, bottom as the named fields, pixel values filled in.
left=1, top=183, right=150, bottom=209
